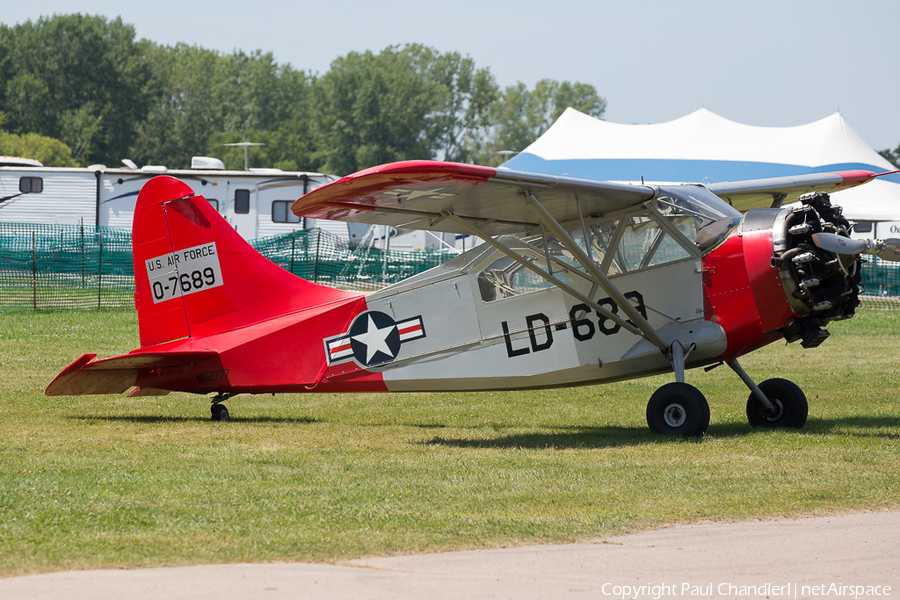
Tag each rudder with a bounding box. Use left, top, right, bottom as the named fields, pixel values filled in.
left=132, top=175, right=361, bottom=348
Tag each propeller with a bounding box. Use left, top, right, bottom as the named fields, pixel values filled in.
left=812, top=232, right=900, bottom=262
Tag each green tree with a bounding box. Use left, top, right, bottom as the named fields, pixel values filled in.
left=0, top=14, right=152, bottom=166
left=3, top=73, right=50, bottom=135
left=309, top=46, right=442, bottom=175
left=0, top=130, right=78, bottom=167
left=209, top=122, right=315, bottom=172
left=132, top=44, right=311, bottom=169
left=879, top=146, right=899, bottom=168
left=0, top=40, right=10, bottom=108
left=477, top=79, right=607, bottom=166
left=218, top=50, right=309, bottom=134
left=130, top=43, right=229, bottom=168
left=402, top=45, right=499, bottom=163
left=0, top=15, right=607, bottom=175
left=59, top=105, right=103, bottom=163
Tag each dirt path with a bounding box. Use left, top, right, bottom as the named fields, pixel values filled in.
left=2, top=511, right=897, bottom=599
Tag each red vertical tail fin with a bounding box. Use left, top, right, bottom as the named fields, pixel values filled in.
left=132, top=176, right=361, bottom=348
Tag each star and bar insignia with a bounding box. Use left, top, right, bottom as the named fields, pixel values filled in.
left=325, top=311, right=426, bottom=368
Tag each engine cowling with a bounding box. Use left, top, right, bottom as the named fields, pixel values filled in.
left=770, top=192, right=861, bottom=348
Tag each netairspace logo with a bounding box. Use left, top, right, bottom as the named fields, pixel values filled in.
left=600, top=582, right=892, bottom=599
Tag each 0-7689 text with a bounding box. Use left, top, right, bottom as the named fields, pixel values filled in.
left=151, top=268, right=218, bottom=301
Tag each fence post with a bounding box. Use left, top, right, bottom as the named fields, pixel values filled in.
left=32, top=230, right=37, bottom=311
left=97, top=231, right=104, bottom=309
left=313, top=229, right=320, bottom=283
left=290, top=229, right=296, bottom=275
left=80, top=221, right=85, bottom=288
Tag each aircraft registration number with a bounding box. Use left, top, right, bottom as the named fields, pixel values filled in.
left=502, top=291, right=647, bottom=358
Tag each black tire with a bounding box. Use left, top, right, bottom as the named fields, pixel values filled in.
left=746, top=378, right=807, bottom=429
left=211, top=404, right=230, bottom=422
left=646, top=382, right=710, bottom=436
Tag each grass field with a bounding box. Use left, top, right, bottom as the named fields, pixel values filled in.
left=1, top=308, right=898, bottom=576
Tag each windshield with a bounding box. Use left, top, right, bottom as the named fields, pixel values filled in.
left=655, top=185, right=742, bottom=251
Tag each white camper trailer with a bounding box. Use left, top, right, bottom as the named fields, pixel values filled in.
left=0, top=156, right=465, bottom=249
left=0, top=156, right=344, bottom=239
left=851, top=219, right=900, bottom=241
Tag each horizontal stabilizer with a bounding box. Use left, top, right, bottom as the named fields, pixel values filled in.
left=45, top=351, right=218, bottom=396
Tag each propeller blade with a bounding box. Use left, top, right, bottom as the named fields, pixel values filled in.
left=876, top=238, right=900, bottom=262
left=810, top=232, right=867, bottom=255
left=813, top=233, right=900, bottom=262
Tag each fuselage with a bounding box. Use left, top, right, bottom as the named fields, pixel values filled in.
left=127, top=188, right=852, bottom=397
left=45, top=172, right=863, bottom=415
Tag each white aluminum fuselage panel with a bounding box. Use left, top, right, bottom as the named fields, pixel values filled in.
left=373, top=255, right=722, bottom=391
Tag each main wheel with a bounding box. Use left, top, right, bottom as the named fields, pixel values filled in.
left=746, top=378, right=807, bottom=428
left=646, top=382, right=710, bottom=436
left=211, top=403, right=230, bottom=422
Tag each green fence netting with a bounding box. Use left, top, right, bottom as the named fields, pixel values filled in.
left=249, top=228, right=457, bottom=289
left=1, top=222, right=898, bottom=311
left=859, top=256, right=900, bottom=300
left=0, top=223, right=134, bottom=310
left=0, top=223, right=458, bottom=311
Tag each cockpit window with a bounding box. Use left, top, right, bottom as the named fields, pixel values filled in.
left=655, top=185, right=742, bottom=251
left=475, top=186, right=739, bottom=302
left=590, top=215, right=691, bottom=275
left=476, top=237, right=573, bottom=302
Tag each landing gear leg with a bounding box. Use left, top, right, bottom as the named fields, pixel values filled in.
left=668, top=340, right=690, bottom=383
left=727, top=360, right=808, bottom=429
left=210, top=393, right=235, bottom=422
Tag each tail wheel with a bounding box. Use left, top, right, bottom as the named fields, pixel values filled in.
left=211, top=403, right=230, bottom=422
left=746, top=378, right=808, bottom=429
left=646, top=382, right=710, bottom=437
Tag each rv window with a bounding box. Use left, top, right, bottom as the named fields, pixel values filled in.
left=853, top=221, right=873, bottom=233
left=19, top=177, right=43, bottom=193
left=272, top=200, right=302, bottom=223
left=234, top=189, right=250, bottom=214
left=206, top=198, right=219, bottom=211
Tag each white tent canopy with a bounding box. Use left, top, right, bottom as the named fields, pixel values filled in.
left=501, top=108, right=900, bottom=221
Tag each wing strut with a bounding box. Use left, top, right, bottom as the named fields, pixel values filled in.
left=521, top=192, right=669, bottom=353
left=443, top=211, right=642, bottom=337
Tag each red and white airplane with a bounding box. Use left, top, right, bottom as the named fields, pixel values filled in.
left=46, top=162, right=900, bottom=435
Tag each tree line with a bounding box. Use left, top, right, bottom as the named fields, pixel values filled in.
left=879, top=148, right=900, bottom=169
left=0, top=14, right=606, bottom=174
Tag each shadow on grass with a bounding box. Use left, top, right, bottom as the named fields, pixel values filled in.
left=423, top=425, right=689, bottom=449
left=421, top=415, right=900, bottom=449
left=69, top=415, right=322, bottom=425
left=65, top=415, right=899, bottom=444
left=805, top=416, right=900, bottom=438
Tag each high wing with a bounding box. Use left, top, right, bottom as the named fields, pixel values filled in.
left=293, top=162, right=880, bottom=229
left=291, top=161, right=657, bottom=236
left=292, top=160, right=880, bottom=361
left=707, top=170, right=878, bottom=211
